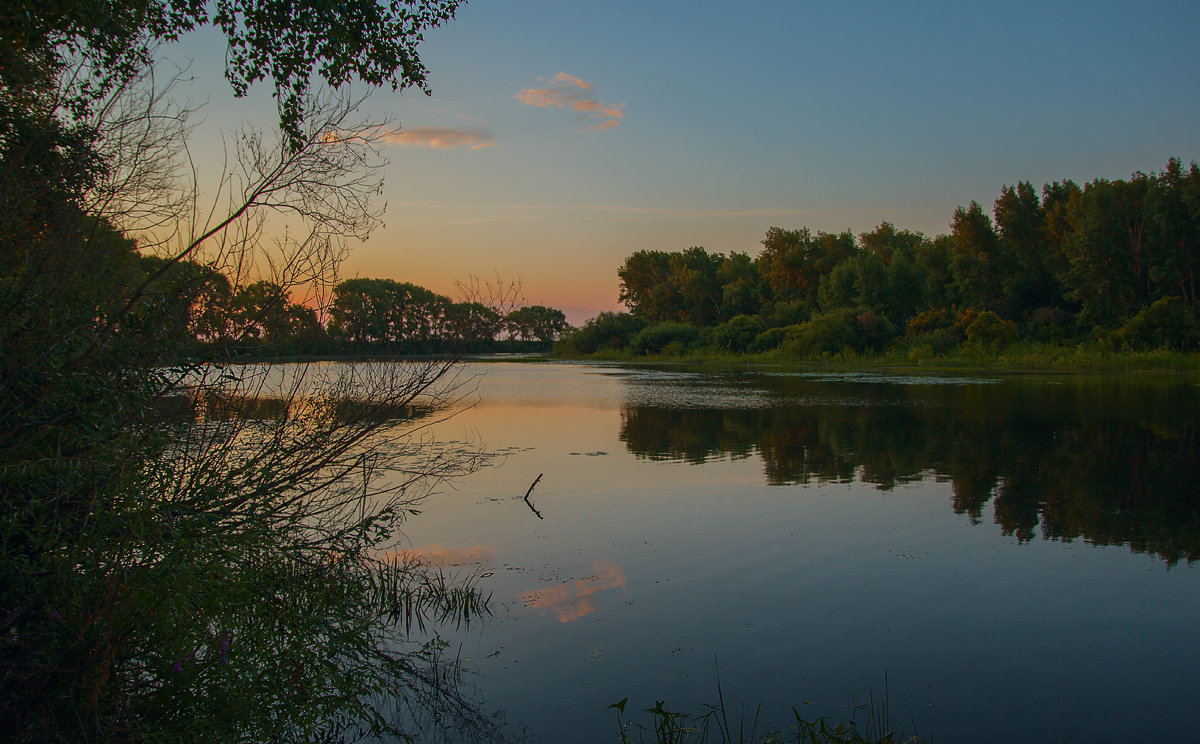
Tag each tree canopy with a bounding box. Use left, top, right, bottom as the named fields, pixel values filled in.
left=3, top=0, right=463, bottom=139
left=594, top=159, right=1200, bottom=359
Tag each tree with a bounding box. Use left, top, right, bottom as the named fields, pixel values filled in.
left=716, top=251, right=766, bottom=319
left=669, top=246, right=724, bottom=326
left=756, top=227, right=857, bottom=310
left=444, top=301, right=502, bottom=347
left=506, top=305, right=570, bottom=343
left=618, top=249, right=682, bottom=321
left=1145, top=158, right=1200, bottom=305
left=950, top=201, right=1007, bottom=313
left=329, top=277, right=396, bottom=346
left=1060, top=177, right=1149, bottom=326
left=3, top=0, right=463, bottom=141
left=993, top=181, right=1062, bottom=317
left=859, top=221, right=926, bottom=264
left=0, top=3, right=498, bottom=740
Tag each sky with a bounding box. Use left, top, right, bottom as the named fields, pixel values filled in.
left=171, top=0, right=1200, bottom=324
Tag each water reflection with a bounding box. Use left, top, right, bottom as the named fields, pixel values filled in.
left=518, top=562, right=627, bottom=623
left=618, top=373, right=1200, bottom=565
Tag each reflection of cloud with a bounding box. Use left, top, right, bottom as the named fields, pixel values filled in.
left=520, top=561, right=626, bottom=622
left=383, top=544, right=498, bottom=567
left=515, top=73, right=625, bottom=132
left=379, top=126, right=497, bottom=150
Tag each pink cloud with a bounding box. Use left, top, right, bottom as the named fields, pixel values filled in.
left=515, top=73, right=625, bottom=132
left=519, top=561, right=627, bottom=623
left=379, top=126, right=497, bottom=150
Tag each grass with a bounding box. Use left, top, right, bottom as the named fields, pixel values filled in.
left=557, top=341, right=1200, bottom=375
left=610, top=673, right=925, bottom=744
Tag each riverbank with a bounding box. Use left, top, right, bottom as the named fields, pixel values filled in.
left=556, top=341, right=1200, bottom=375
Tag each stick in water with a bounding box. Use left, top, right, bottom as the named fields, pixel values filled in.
left=523, top=473, right=544, bottom=519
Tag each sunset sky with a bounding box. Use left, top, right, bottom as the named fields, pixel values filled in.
left=175, top=0, right=1200, bottom=324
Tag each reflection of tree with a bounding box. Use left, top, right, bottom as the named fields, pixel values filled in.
left=617, top=375, right=1200, bottom=564
left=619, top=408, right=758, bottom=464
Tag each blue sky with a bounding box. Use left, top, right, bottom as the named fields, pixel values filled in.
left=173, top=0, right=1200, bottom=323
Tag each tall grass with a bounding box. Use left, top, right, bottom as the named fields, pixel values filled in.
left=610, top=673, right=924, bottom=744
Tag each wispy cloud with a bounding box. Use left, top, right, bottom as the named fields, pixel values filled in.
left=515, top=73, right=625, bottom=132
left=379, top=126, right=497, bottom=150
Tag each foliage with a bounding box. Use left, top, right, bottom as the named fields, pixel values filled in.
left=589, top=158, right=1200, bottom=362
left=1115, top=297, right=1200, bottom=351
left=3, top=0, right=463, bottom=141
left=630, top=322, right=703, bottom=356
left=964, top=310, right=1018, bottom=350
left=782, top=309, right=860, bottom=356
left=0, top=1, right=507, bottom=740
left=504, top=304, right=570, bottom=344
left=609, top=677, right=922, bottom=744
left=618, top=247, right=730, bottom=325
left=752, top=326, right=789, bottom=352
left=557, top=311, right=648, bottom=355
left=780, top=309, right=895, bottom=357
left=757, top=227, right=857, bottom=310
left=710, top=315, right=767, bottom=353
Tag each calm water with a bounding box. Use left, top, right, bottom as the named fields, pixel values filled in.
left=385, top=362, right=1200, bottom=743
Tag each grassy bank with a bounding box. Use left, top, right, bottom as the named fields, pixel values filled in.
left=558, top=341, right=1200, bottom=375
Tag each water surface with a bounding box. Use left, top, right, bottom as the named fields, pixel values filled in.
left=393, top=362, right=1200, bottom=743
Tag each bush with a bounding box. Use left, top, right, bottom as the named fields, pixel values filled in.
left=854, top=310, right=897, bottom=352
left=1116, top=297, right=1200, bottom=350
left=965, top=310, right=1018, bottom=350
left=710, top=314, right=767, bottom=353
left=906, top=307, right=955, bottom=338
left=557, top=312, right=648, bottom=354
left=762, top=299, right=810, bottom=328
left=1024, top=306, right=1075, bottom=343
left=783, top=308, right=860, bottom=356
left=752, top=326, right=788, bottom=352
left=629, top=321, right=702, bottom=355
left=904, top=328, right=960, bottom=354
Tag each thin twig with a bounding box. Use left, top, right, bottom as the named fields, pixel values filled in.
left=522, top=473, right=544, bottom=519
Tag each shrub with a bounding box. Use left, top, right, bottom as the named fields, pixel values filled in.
left=784, top=308, right=860, bottom=356
left=905, top=328, right=960, bottom=354
left=855, top=310, right=897, bottom=352
left=557, top=312, right=648, bottom=354
left=629, top=321, right=702, bottom=355
left=1115, top=297, right=1200, bottom=350
left=906, top=307, right=955, bottom=337
left=752, top=326, right=788, bottom=352
left=1024, top=306, right=1075, bottom=342
left=965, top=310, right=1018, bottom=350
left=710, top=314, right=767, bottom=353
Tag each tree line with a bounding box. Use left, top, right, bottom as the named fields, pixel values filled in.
left=153, top=263, right=570, bottom=356
left=563, top=159, right=1200, bottom=357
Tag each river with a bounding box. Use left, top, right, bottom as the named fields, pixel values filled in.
left=382, top=361, right=1200, bottom=743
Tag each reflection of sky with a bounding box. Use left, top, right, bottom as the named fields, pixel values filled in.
left=385, top=544, right=499, bottom=568
left=519, top=562, right=627, bottom=623
left=387, top=361, right=1200, bottom=744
